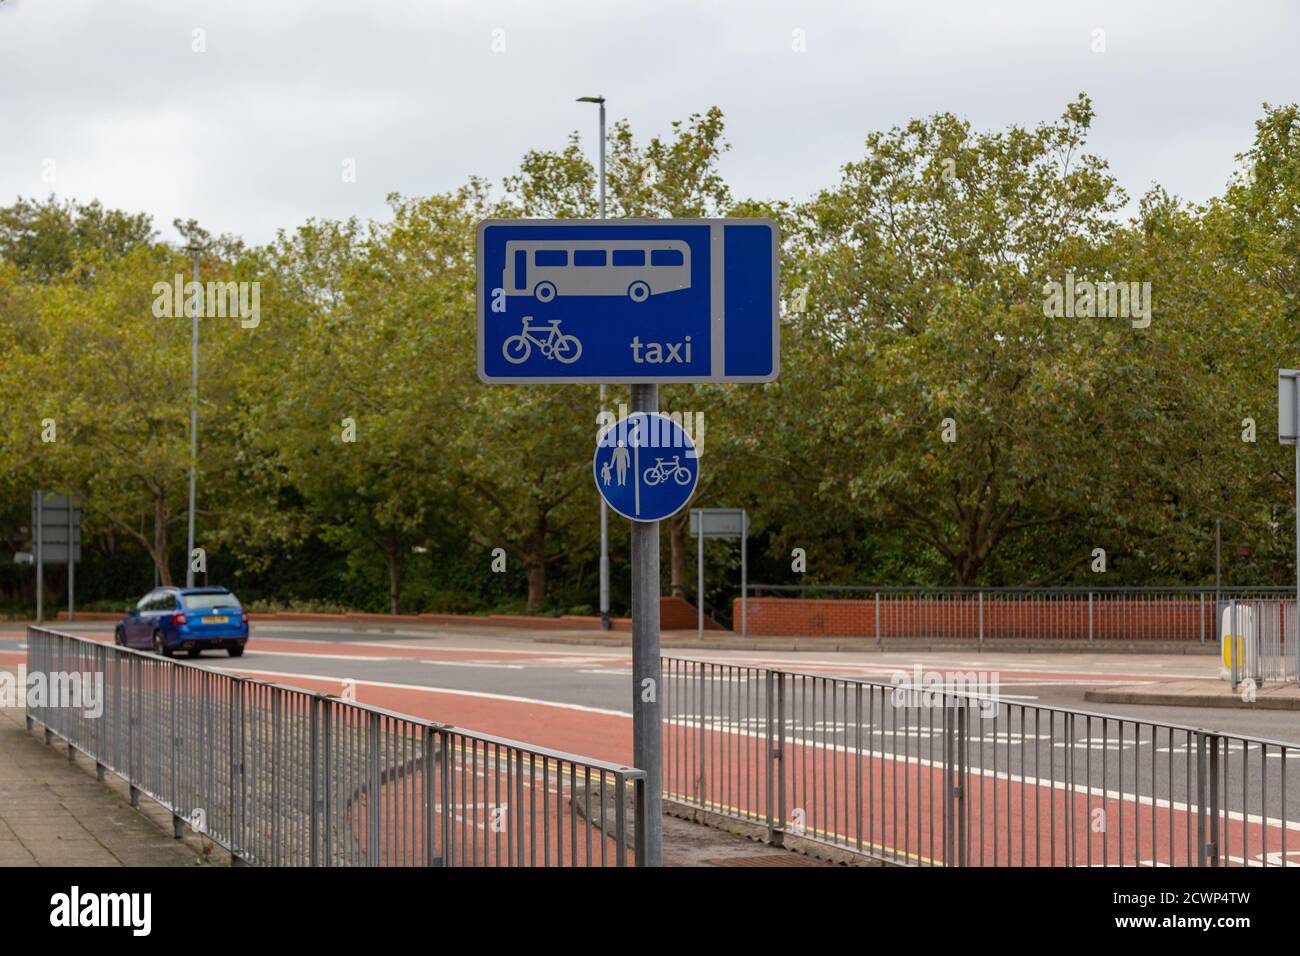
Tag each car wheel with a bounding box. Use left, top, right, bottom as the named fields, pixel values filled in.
left=153, top=631, right=172, bottom=658
left=186, top=648, right=200, bottom=659
left=227, top=646, right=245, bottom=658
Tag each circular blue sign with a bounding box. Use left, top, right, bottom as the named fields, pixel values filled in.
left=593, top=413, right=699, bottom=522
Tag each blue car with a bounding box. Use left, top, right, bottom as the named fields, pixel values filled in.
left=115, top=587, right=250, bottom=658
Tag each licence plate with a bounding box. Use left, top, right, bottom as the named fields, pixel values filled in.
left=203, top=616, right=229, bottom=624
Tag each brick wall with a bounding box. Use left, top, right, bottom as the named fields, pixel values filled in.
left=660, top=596, right=725, bottom=631
left=735, top=596, right=1227, bottom=641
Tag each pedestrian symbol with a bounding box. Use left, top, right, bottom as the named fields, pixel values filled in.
left=593, top=413, right=699, bottom=522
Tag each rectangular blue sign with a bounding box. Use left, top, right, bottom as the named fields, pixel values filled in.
left=476, top=218, right=779, bottom=383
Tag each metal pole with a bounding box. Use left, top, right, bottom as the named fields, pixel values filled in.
left=1215, top=519, right=1222, bottom=660
left=600, top=385, right=610, bottom=629
left=584, top=95, right=611, bottom=631
left=67, top=495, right=74, bottom=623
left=629, top=383, right=661, bottom=866
left=1215, top=518, right=1221, bottom=596
left=697, top=511, right=704, bottom=640
left=35, top=490, right=43, bottom=625
left=598, top=99, right=606, bottom=219
left=1294, top=384, right=1299, bottom=660
left=186, top=246, right=200, bottom=588
left=741, top=516, right=748, bottom=638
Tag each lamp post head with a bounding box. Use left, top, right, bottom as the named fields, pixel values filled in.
left=576, top=95, right=605, bottom=105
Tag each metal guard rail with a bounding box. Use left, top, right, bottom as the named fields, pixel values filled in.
left=662, top=655, right=1300, bottom=867
left=24, top=626, right=645, bottom=867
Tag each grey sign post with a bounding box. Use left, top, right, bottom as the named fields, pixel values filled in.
left=34, top=490, right=42, bottom=625
left=31, top=491, right=81, bottom=625
left=1280, top=369, right=1299, bottom=643
left=690, top=508, right=749, bottom=638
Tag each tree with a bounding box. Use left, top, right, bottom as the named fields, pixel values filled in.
left=783, top=95, right=1139, bottom=585
left=239, top=190, right=483, bottom=612
left=0, top=196, right=155, bottom=282
left=2, top=243, right=247, bottom=585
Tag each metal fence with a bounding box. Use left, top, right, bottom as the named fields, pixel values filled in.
left=1223, top=598, right=1300, bottom=689
left=663, top=656, right=1300, bottom=866
left=747, top=584, right=1296, bottom=646
left=24, top=627, right=645, bottom=866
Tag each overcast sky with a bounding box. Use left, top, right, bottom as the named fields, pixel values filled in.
left=2, top=0, right=1296, bottom=245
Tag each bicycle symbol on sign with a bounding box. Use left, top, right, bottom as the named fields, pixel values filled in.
left=502, top=316, right=582, bottom=364
left=642, top=455, right=693, bottom=487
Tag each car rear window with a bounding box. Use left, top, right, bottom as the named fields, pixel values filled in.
left=183, top=592, right=242, bottom=610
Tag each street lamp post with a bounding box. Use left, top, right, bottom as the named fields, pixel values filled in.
left=581, top=94, right=662, bottom=864
left=579, top=95, right=611, bottom=631
left=186, top=245, right=200, bottom=587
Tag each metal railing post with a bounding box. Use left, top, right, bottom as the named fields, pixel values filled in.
left=229, top=679, right=244, bottom=862
left=765, top=670, right=780, bottom=844
left=875, top=592, right=881, bottom=645
left=776, top=671, right=786, bottom=844
left=944, top=698, right=969, bottom=867
left=367, top=711, right=381, bottom=866
left=439, top=729, right=452, bottom=866
left=1208, top=734, right=1221, bottom=866
left=615, top=774, right=627, bottom=868
left=696, top=662, right=706, bottom=803
left=957, top=703, right=968, bottom=866
left=421, top=725, right=435, bottom=866
left=634, top=775, right=647, bottom=867
left=310, top=696, right=321, bottom=867
left=170, top=663, right=181, bottom=837
left=978, top=590, right=984, bottom=643
left=270, top=686, right=281, bottom=866
left=128, top=654, right=140, bottom=808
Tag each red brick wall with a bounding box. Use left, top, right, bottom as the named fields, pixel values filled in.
left=660, top=596, right=725, bottom=631
left=736, top=596, right=1224, bottom=641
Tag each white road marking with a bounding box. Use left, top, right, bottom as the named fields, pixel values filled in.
left=214, top=664, right=634, bottom=719
left=417, top=660, right=526, bottom=670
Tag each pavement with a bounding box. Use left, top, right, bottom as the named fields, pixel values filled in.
left=1087, top=677, right=1300, bottom=711
left=0, top=706, right=218, bottom=867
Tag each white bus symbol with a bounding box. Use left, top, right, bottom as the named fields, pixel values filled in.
left=503, top=239, right=691, bottom=304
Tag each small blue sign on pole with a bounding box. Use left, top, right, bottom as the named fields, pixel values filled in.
left=594, top=413, right=699, bottom=522
left=477, top=218, right=779, bottom=383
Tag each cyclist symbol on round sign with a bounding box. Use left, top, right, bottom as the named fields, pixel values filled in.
left=593, top=412, right=699, bottom=523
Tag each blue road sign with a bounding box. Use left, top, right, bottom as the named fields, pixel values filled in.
left=477, top=218, right=779, bottom=383
left=594, top=413, right=699, bottom=522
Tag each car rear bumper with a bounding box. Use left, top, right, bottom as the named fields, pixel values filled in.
left=173, top=636, right=247, bottom=650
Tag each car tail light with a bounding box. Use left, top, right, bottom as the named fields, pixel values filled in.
left=172, top=612, right=187, bottom=626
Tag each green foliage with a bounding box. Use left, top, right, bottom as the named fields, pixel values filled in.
left=1, top=98, right=1298, bottom=615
